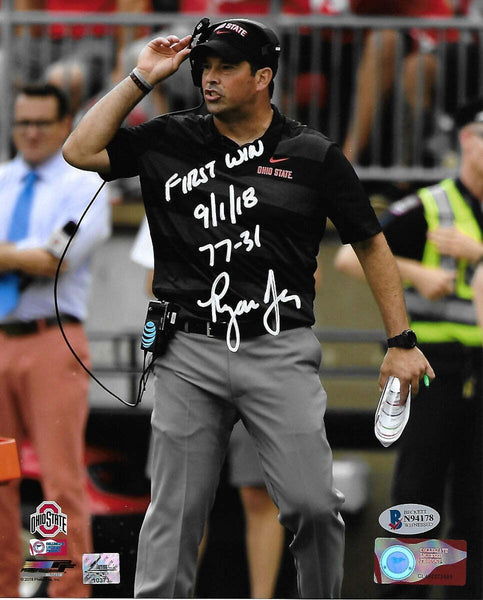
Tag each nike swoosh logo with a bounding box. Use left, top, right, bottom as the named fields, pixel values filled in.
left=269, top=157, right=290, bottom=164
left=216, top=31, right=231, bottom=34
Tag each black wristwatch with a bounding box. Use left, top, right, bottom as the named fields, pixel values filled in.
left=387, top=329, right=418, bottom=349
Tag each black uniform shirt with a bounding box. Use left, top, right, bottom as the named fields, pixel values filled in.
left=381, top=179, right=483, bottom=261
left=380, top=179, right=483, bottom=367
left=105, top=106, right=381, bottom=326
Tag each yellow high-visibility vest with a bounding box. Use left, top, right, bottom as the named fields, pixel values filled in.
left=404, top=179, right=482, bottom=346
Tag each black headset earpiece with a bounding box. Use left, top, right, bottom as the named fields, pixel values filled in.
left=190, top=17, right=212, bottom=50
left=189, top=18, right=280, bottom=88
left=246, top=19, right=281, bottom=69
left=189, top=17, right=213, bottom=87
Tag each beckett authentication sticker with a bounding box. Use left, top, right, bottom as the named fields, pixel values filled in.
left=83, top=553, right=120, bottom=584
left=379, top=504, right=440, bottom=534
left=374, top=538, right=467, bottom=586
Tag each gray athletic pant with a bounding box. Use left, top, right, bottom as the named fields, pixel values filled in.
left=134, top=326, right=345, bottom=598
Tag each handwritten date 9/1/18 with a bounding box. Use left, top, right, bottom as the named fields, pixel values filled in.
left=199, top=225, right=261, bottom=267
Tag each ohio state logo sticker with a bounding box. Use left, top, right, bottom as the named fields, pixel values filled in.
left=30, top=501, right=67, bottom=538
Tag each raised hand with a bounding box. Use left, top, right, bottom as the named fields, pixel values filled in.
left=136, top=35, right=192, bottom=87
left=428, top=226, right=483, bottom=263
left=413, top=265, right=456, bottom=300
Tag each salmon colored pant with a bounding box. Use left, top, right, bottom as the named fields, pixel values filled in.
left=0, top=323, right=93, bottom=598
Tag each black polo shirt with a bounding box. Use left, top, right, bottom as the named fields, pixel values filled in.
left=381, top=179, right=483, bottom=261
left=105, top=106, right=381, bottom=326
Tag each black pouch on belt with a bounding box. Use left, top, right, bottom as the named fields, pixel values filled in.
left=140, top=300, right=180, bottom=357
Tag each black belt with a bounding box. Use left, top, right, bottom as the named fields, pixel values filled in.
left=175, top=317, right=301, bottom=339
left=0, top=314, right=81, bottom=337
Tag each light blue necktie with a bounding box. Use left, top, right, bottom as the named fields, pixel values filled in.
left=0, top=171, right=38, bottom=318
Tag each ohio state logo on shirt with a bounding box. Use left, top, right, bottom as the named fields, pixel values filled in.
left=30, top=501, right=68, bottom=538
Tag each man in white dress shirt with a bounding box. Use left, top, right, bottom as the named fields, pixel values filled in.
left=0, top=83, right=110, bottom=598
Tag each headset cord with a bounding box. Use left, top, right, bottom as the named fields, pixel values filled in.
left=54, top=180, right=145, bottom=408
left=54, top=97, right=206, bottom=408
left=136, top=351, right=157, bottom=405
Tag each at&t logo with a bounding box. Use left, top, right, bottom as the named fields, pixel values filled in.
left=30, top=501, right=68, bottom=538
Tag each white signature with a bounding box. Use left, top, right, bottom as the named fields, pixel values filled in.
left=196, top=269, right=301, bottom=352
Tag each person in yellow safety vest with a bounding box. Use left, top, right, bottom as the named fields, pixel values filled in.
left=334, top=98, right=483, bottom=600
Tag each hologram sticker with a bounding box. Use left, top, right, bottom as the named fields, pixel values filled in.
left=374, top=538, right=466, bottom=586
left=82, top=553, right=120, bottom=584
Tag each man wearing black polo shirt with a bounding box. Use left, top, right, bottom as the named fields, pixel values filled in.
left=63, top=18, right=433, bottom=598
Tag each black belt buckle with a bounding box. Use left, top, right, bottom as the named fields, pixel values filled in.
left=206, top=321, right=229, bottom=338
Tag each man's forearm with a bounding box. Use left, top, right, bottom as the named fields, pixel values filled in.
left=350, top=233, right=435, bottom=397
left=395, top=256, right=430, bottom=284
left=0, top=245, right=63, bottom=277
left=63, top=76, right=145, bottom=173
left=0, top=243, right=18, bottom=273
left=353, top=233, right=410, bottom=337
left=335, top=244, right=428, bottom=285
left=63, top=34, right=192, bottom=173
left=472, top=264, right=483, bottom=329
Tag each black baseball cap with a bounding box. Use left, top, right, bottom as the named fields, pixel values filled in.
left=190, top=19, right=280, bottom=78
left=454, top=98, right=483, bottom=129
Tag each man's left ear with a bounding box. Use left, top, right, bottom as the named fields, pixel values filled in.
left=256, top=67, right=273, bottom=91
